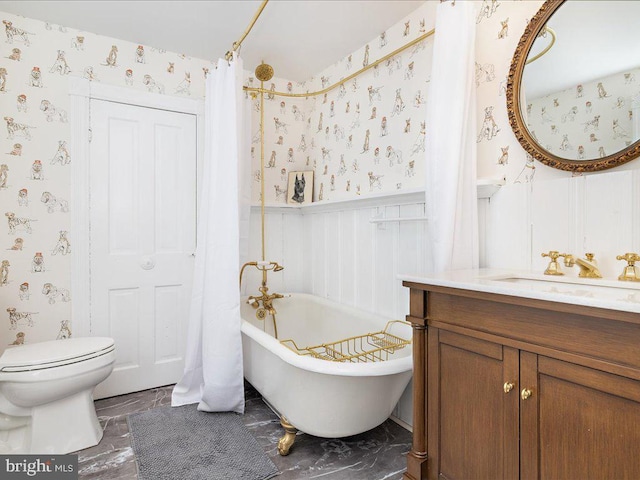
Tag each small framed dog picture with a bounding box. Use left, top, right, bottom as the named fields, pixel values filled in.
left=287, top=171, right=314, bottom=205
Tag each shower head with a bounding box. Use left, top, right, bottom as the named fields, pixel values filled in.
left=274, top=264, right=284, bottom=272
left=255, top=62, right=274, bottom=82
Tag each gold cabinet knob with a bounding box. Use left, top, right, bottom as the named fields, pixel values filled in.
left=521, top=388, right=533, bottom=400
left=503, top=382, right=515, bottom=394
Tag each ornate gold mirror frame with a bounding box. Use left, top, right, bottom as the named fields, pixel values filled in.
left=507, top=0, right=640, bottom=172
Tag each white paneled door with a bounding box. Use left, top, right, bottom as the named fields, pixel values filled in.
left=89, top=99, right=196, bottom=399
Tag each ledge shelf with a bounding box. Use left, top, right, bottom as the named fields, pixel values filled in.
left=250, top=179, right=505, bottom=213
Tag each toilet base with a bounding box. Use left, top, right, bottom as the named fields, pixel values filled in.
left=0, top=390, right=103, bottom=454
left=31, top=389, right=103, bottom=454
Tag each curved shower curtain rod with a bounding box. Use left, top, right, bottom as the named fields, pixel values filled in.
left=525, top=26, right=556, bottom=65
left=228, top=2, right=555, bottom=98
left=225, top=0, right=270, bottom=62
left=223, top=0, right=436, bottom=99
left=244, top=29, right=435, bottom=99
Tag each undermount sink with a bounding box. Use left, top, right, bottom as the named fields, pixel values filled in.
left=483, top=272, right=640, bottom=292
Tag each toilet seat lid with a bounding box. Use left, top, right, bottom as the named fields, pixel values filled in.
left=0, top=337, right=115, bottom=372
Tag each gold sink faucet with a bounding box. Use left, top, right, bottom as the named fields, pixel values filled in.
left=573, top=253, right=602, bottom=279
left=543, top=251, right=603, bottom=278
left=541, top=250, right=573, bottom=275
left=616, top=253, right=640, bottom=282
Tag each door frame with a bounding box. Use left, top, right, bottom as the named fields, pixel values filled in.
left=69, top=77, right=204, bottom=338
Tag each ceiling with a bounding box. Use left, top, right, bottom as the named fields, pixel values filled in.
left=0, top=0, right=424, bottom=81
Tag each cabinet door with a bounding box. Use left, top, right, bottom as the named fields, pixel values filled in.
left=428, top=329, right=519, bottom=480
left=521, top=355, right=640, bottom=480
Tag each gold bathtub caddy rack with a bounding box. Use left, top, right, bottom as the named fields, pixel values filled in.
left=274, top=321, right=411, bottom=456
left=281, top=320, right=411, bottom=363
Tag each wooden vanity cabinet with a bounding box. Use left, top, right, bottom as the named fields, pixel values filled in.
left=403, top=282, right=640, bottom=480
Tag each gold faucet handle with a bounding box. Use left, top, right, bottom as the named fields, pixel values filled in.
left=541, top=250, right=572, bottom=261
left=616, top=253, right=640, bottom=282
left=617, top=253, right=640, bottom=265
left=541, top=251, right=570, bottom=275
left=541, top=250, right=560, bottom=260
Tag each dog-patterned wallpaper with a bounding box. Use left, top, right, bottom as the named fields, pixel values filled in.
left=246, top=74, right=308, bottom=204
left=299, top=1, right=438, bottom=202
left=258, top=2, right=438, bottom=203
left=0, top=11, right=213, bottom=351
left=526, top=67, right=640, bottom=161
left=255, top=0, right=604, bottom=204
left=474, top=0, right=549, bottom=184
left=6, top=1, right=635, bottom=350
left=471, top=0, right=640, bottom=182
left=475, top=0, right=640, bottom=182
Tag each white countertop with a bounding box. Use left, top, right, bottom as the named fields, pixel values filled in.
left=400, top=269, right=640, bottom=314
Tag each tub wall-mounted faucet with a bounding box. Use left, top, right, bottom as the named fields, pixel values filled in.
left=247, top=285, right=284, bottom=315
left=240, top=260, right=285, bottom=338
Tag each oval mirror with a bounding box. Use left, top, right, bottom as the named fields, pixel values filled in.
left=508, top=0, right=640, bottom=172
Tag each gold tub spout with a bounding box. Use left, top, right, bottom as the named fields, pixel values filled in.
left=247, top=285, right=283, bottom=338
left=277, top=417, right=297, bottom=456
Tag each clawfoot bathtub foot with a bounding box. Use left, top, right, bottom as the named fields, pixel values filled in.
left=277, top=417, right=297, bottom=456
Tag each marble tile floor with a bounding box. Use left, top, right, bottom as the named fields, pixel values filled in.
left=76, top=382, right=412, bottom=480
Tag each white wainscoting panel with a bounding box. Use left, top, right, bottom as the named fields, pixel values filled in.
left=354, top=208, right=377, bottom=312
left=339, top=210, right=357, bottom=306
left=581, top=171, right=636, bottom=278
left=530, top=177, right=572, bottom=274
left=485, top=183, right=532, bottom=270
left=282, top=213, right=305, bottom=292
left=485, top=169, right=640, bottom=280
left=244, top=209, right=305, bottom=296
left=310, top=212, right=327, bottom=298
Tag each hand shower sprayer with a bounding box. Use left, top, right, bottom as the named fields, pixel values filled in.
left=239, top=260, right=284, bottom=288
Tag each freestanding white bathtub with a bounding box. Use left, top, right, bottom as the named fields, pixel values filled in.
left=241, top=293, right=413, bottom=453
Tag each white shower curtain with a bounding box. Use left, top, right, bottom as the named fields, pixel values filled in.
left=172, top=53, right=249, bottom=413
left=425, top=0, right=478, bottom=272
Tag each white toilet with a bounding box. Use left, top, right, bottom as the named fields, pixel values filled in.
left=0, top=337, right=115, bottom=454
